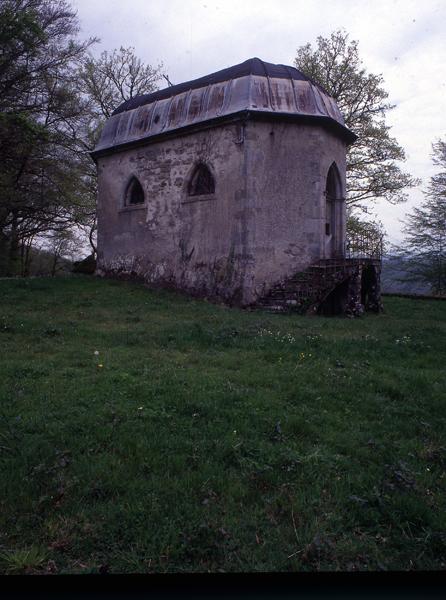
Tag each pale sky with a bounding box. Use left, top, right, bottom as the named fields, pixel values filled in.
left=72, top=0, right=446, bottom=242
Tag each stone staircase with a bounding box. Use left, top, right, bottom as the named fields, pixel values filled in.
left=256, top=258, right=381, bottom=315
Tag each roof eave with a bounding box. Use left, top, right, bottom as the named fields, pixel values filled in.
left=90, top=110, right=356, bottom=161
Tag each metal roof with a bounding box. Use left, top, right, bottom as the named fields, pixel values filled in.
left=92, top=58, right=356, bottom=158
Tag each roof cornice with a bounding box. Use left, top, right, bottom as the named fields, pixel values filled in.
left=91, top=109, right=357, bottom=162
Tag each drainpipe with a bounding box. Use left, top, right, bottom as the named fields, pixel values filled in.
left=234, top=121, right=246, bottom=145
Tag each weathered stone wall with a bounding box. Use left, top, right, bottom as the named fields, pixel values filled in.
left=244, top=120, right=347, bottom=303
left=96, top=118, right=347, bottom=305
left=96, top=123, right=250, bottom=303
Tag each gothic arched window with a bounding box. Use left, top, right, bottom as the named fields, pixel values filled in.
left=324, top=162, right=345, bottom=258
left=125, top=176, right=145, bottom=206
left=325, top=163, right=341, bottom=236
left=188, top=163, right=215, bottom=196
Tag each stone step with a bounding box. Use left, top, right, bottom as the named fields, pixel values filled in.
left=255, top=258, right=382, bottom=316
left=255, top=261, right=356, bottom=314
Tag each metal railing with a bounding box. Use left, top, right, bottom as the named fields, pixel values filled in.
left=346, top=232, right=384, bottom=260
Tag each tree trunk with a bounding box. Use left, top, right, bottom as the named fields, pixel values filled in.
left=0, top=233, right=9, bottom=276
left=23, top=237, right=33, bottom=277
left=89, top=219, right=97, bottom=257
left=7, top=210, right=20, bottom=276
left=51, top=252, right=59, bottom=277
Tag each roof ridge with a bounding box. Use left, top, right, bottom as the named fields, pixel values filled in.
left=112, top=57, right=327, bottom=116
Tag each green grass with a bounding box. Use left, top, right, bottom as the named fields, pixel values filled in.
left=0, top=275, right=445, bottom=573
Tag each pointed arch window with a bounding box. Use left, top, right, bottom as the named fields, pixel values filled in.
left=325, top=163, right=341, bottom=236
left=324, top=162, right=345, bottom=258
left=188, top=163, right=215, bottom=196
left=125, top=176, right=145, bottom=206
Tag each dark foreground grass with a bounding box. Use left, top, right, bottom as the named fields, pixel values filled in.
left=0, top=276, right=445, bottom=573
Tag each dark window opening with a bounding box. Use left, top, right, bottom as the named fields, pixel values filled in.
left=326, top=165, right=339, bottom=200
left=325, top=162, right=343, bottom=257
left=188, top=163, right=215, bottom=196
left=125, top=177, right=145, bottom=206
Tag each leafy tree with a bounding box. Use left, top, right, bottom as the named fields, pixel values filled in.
left=46, top=228, right=80, bottom=275
left=74, top=47, right=163, bottom=257
left=0, top=0, right=96, bottom=275
left=79, top=46, right=163, bottom=120
left=295, top=30, right=419, bottom=211
left=0, top=4, right=164, bottom=276
left=397, top=140, right=446, bottom=295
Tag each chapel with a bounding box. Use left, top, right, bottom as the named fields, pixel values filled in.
left=91, top=57, right=382, bottom=314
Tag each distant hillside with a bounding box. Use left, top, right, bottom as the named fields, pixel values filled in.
left=381, top=255, right=431, bottom=295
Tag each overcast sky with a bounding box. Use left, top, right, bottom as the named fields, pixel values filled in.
left=72, top=0, right=446, bottom=242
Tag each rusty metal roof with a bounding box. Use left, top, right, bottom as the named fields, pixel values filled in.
left=93, top=58, right=356, bottom=157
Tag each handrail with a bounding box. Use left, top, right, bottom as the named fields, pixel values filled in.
left=346, top=232, right=384, bottom=259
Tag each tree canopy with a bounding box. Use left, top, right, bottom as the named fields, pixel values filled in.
left=79, top=46, right=163, bottom=120
left=0, top=0, right=96, bottom=275
left=397, top=140, right=446, bottom=295
left=0, top=2, right=162, bottom=276
left=295, top=30, right=418, bottom=211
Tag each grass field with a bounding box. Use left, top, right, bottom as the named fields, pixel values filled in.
left=0, top=276, right=445, bottom=573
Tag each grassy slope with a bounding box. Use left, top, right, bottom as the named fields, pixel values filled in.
left=0, top=276, right=445, bottom=573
